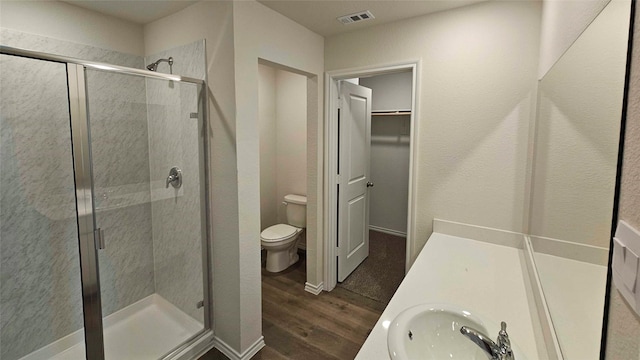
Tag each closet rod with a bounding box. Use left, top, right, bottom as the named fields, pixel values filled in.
left=372, top=110, right=411, bottom=116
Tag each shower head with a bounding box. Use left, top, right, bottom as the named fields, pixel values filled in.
left=146, top=57, right=173, bottom=72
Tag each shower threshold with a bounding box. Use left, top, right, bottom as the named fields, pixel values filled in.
left=20, top=294, right=203, bottom=360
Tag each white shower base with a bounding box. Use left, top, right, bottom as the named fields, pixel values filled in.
left=20, top=294, right=203, bottom=360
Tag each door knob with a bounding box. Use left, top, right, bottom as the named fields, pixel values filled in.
left=366, top=181, right=374, bottom=188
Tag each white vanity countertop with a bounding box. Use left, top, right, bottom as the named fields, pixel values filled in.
left=355, top=232, right=543, bottom=360
left=535, top=253, right=607, bottom=360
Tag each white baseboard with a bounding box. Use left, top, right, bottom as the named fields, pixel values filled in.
left=304, top=281, right=324, bottom=295
left=175, top=331, right=215, bottom=360
left=529, top=235, right=608, bottom=266
left=369, top=225, right=407, bottom=237
left=213, top=336, right=265, bottom=360
left=433, top=219, right=524, bottom=249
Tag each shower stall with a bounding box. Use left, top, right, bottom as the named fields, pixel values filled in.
left=0, top=46, right=212, bottom=360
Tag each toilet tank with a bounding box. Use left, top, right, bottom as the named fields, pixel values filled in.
left=285, top=194, right=307, bottom=228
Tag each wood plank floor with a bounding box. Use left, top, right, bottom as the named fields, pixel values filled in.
left=200, top=254, right=385, bottom=360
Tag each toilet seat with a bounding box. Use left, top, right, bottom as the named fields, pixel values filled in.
left=261, top=224, right=300, bottom=242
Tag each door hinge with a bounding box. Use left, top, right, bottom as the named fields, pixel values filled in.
left=196, top=300, right=204, bottom=309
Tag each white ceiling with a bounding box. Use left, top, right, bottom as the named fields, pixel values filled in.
left=256, top=0, right=488, bottom=37
left=62, top=0, right=487, bottom=35
left=62, top=0, right=487, bottom=36
left=63, top=0, right=197, bottom=25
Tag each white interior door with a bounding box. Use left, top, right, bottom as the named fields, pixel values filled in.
left=337, top=81, right=372, bottom=282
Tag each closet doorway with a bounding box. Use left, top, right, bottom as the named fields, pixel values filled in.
left=324, top=63, right=419, bottom=301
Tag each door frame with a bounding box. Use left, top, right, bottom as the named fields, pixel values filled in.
left=324, top=60, right=421, bottom=291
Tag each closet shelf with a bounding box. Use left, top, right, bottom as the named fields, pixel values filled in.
left=372, top=110, right=411, bottom=116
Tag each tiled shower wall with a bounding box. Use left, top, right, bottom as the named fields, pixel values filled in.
left=0, top=54, right=82, bottom=360
left=145, top=40, right=206, bottom=323
left=86, top=68, right=155, bottom=317
left=0, top=30, right=207, bottom=359
left=0, top=29, right=153, bottom=359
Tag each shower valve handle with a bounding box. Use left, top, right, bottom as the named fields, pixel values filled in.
left=166, top=167, right=182, bottom=189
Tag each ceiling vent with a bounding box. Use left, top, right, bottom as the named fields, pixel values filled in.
left=337, top=10, right=375, bottom=25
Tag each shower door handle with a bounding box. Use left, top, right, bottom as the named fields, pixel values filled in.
left=94, top=228, right=105, bottom=250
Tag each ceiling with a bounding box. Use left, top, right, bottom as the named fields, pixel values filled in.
left=62, top=0, right=486, bottom=35
left=256, top=0, right=488, bottom=37
left=63, top=0, right=197, bottom=25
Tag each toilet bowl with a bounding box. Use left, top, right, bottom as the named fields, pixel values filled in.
left=261, top=224, right=302, bottom=272
left=261, top=194, right=306, bottom=273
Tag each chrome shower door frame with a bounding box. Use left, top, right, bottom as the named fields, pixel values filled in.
left=68, top=63, right=106, bottom=359
left=0, top=45, right=213, bottom=360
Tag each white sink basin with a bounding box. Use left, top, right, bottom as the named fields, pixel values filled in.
left=387, top=304, right=491, bottom=360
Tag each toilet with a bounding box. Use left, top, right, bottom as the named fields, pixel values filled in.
left=261, top=194, right=306, bottom=272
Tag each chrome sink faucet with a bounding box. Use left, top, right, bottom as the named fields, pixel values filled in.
left=460, top=321, right=514, bottom=360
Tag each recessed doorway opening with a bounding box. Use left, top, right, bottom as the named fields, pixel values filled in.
left=324, top=61, right=420, bottom=298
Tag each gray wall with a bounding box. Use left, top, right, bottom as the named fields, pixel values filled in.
left=360, top=73, right=412, bottom=234
left=368, top=116, right=411, bottom=234
left=145, top=40, right=206, bottom=323
left=360, top=72, right=412, bottom=111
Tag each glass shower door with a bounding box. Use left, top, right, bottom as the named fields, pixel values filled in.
left=0, top=56, right=86, bottom=359
left=84, top=69, right=208, bottom=359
